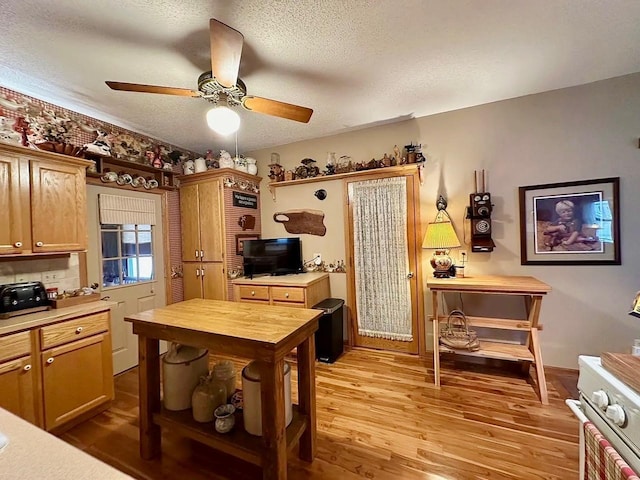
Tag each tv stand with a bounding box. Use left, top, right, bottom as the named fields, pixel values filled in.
left=232, top=272, right=330, bottom=308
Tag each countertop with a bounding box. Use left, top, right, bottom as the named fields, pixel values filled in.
left=0, top=300, right=115, bottom=336
left=0, top=407, right=132, bottom=480
left=231, top=271, right=329, bottom=287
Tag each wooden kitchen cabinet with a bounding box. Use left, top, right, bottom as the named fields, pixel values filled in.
left=0, top=143, right=91, bottom=256
left=232, top=272, right=331, bottom=308
left=0, top=305, right=114, bottom=432
left=182, top=262, right=226, bottom=301
left=0, top=331, right=39, bottom=425
left=179, top=169, right=262, bottom=301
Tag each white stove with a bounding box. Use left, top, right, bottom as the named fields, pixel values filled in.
left=570, top=355, right=640, bottom=474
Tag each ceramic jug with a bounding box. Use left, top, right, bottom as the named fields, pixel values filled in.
left=246, top=157, right=258, bottom=175
left=183, top=159, right=195, bottom=175
left=194, top=157, right=207, bottom=173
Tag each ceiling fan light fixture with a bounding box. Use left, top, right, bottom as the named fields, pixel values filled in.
left=206, top=106, right=240, bottom=135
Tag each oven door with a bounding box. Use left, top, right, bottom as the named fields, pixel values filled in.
left=580, top=394, right=640, bottom=474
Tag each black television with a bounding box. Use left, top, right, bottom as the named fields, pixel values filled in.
left=242, top=238, right=303, bottom=278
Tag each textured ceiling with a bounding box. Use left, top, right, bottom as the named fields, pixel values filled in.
left=1, top=0, right=639, bottom=154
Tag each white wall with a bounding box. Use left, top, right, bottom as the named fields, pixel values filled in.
left=248, top=72, right=640, bottom=369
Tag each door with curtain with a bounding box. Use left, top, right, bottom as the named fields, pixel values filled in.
left=346, top=173, right=421, bottom=354
left=86, top=186, right=166, bottom=374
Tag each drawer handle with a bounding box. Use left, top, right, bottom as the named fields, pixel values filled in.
left=14, top=241, right=22, bottom=248
left=35, top=241, right=44, bottom=247
left=23, top=364, right=31, bottom=371
left=285, top=293, right=289, bottom=298
left=46, top=357, right=54, bottom=364
left=251, top=290, right=255, bottom=296
left=75, top=326, right=83, bottom=334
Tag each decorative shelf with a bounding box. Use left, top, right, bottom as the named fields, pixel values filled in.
left=84, top=154, right=179, bottom=191
left=267, top=163, right=424, bottom=200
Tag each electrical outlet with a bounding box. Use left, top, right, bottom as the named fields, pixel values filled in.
left=313, top=253, right=322, bottom=265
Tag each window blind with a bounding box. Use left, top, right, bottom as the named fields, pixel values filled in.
left=99, top=194, right=156, bottom=225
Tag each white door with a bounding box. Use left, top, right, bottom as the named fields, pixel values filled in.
left=86, top=185, right=167, bottom=374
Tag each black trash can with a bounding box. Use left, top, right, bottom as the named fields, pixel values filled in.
left=312, top=298, right=344, bottom=363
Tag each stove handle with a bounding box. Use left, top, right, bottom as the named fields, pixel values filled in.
left=565, top=399, right=588, bottom=423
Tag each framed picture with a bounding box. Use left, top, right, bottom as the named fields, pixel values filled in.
left=235, top=234, right=259, bottom=255
left=518, top=177, right=620, bottom=265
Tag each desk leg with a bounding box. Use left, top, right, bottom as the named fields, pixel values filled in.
left=297, top=336, right=317, bottom=462
left=431, top=291, right=441, bottom=387
left=259, top=359, right=287, bottom=480
left=138, top=336, right=161, bottom=459
left=529, top=328, right=549, bottom=405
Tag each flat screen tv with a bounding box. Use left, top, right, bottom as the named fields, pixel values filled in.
left=242, top=238, right=303, bottom=278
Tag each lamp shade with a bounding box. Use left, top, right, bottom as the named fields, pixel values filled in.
left=422, top=220, right=461, bottom=250
left=206, top=106, right=240, bottom=135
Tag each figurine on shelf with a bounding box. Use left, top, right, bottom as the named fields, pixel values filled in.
left=268, top=163, right=284, bottom=182
left=151, top=146, right=164, bottom=169
left=84, top=129, right=114, bottom=157
left=219, top=150, right=234, bottom=169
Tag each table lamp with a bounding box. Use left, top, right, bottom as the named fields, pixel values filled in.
left=422, top=195, right=461, bottom=278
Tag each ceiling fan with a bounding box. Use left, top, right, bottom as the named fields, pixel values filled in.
left=105, top=18, right=313, bottom=129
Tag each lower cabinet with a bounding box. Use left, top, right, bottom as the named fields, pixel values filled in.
left=42, top=332, right=114, bottom=431
left=0, top=308, right=114, bottom=433
left=232, top=273, right=331, bottom=308
left=0, top=354, right=38, bottom=425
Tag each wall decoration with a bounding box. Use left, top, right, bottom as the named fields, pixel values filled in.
left=236, top=234, right=260, bottom=255
left=274, top=210, right=327, bottom=236
left=519, top=177, right=620, bottom=265
left=232, top=191, right=258, bottom=209
left=238, top=214, right=256, bottom=231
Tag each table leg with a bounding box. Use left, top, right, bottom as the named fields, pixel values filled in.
left=529, top=328, right=549, bottom=405
left=297, top=336, right=317, bottom=462
left=138, top=336, right=161, bottom=459
left=431, top=291, right=441, bottom=387
left=259, top=359, right=287, bottom=480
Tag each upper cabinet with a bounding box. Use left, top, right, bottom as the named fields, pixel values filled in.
left=0, top=143, right=91, bottom=256
left=180, top=180, right=224, bottom=263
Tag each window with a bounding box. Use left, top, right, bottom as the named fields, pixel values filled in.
left=101, top=224, right=154, bottom=287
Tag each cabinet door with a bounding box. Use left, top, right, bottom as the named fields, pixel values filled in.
left=0, top=153, right=25, bottom=254
left=201, top=262, right=226, bottom=300
left=197, top=180, right=224, bottom=262
left=183, top=262, right=204, bottom=300
left=30, top=159, right=87, bottom=252
left=41, top=333, right=114, bottom=432
left=180, top=183, right=201, bottom=262
left=0, top=355, right=38, bottom=425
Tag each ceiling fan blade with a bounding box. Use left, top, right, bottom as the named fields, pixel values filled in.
left=210, top=18, right=244, bottom=88
left=242, top=96, right=313, bottom=123
left=105, top=81, right=201, bottom=97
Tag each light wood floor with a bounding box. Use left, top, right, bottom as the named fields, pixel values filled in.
left=60, top=349, right=580, bottom=480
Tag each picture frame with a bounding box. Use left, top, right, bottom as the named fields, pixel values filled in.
left=518, top=177, right=620, bottom=265
left=235, top=233, right=260, bottom=255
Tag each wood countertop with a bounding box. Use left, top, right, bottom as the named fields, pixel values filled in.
left=427, top=275, right=551, bottom=294
left=125, top=298, right=322, bottom=360
left=0, top=300, right=115, bottom=336
left=231, top=272, right=329, bottom=287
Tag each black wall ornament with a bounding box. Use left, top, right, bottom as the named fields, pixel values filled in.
left=314, top=189, right=327, bottom=200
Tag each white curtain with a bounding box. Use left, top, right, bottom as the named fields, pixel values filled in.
left=349, top=177, right=412, bottom=341
left=99, top=194, right=156, bottom=225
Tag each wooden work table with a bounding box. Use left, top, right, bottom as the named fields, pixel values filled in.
left=124, top=298, right=323, bottom=480
left=427, top=275, right=551, bottom=404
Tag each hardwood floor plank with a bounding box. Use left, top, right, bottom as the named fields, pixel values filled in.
left=59, top=348, right=580, bottom=479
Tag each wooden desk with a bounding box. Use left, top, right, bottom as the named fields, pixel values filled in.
left=427, top=275, right=551, bottom=404
left=124, top=298, right=322, bottom=480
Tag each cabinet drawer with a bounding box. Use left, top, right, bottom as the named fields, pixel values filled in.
left=0, top=331, right=31, bottom=363
left=40, top=312, right=110, bottom=350
left=271, top=286, right=305, bottom=303
left=237, top=285, right=270, bottom=301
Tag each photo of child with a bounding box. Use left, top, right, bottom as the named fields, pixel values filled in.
left=533, top=194, right=603, bottom=253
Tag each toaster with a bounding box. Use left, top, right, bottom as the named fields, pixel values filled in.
left=0, top=281, right=49, bottom=316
